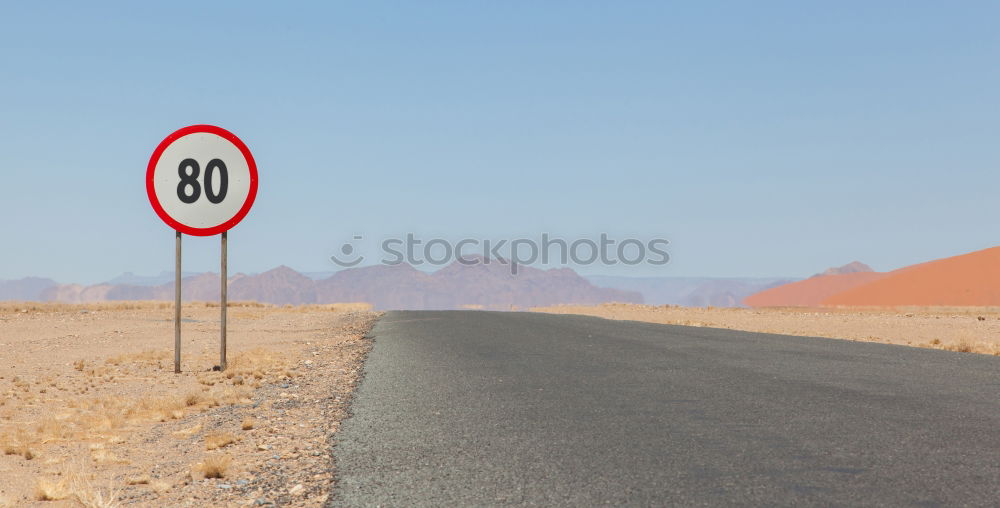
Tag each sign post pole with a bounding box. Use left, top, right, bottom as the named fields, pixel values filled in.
left=220, top=231, right=228, bottom=371
left=175, top=231, right=182, bottom=373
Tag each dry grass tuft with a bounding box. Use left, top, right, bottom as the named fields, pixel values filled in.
left=134, top=395, right=186, bottom=422
left=205, top=432, right=236, bottom=450
left=945, top=341, right=975, bottom=353
left=184, top=391, right=203, bottom=406
left=290, top=302, right=372, bottom=313
left=1, top=434, right=20, bottom=455
left=0, top=300, right=243, bottom=314
left=91, top=448, right=127, bottom=465
left=35, top=477, right=71, bottom=501
left=216, top=386, right=253, bottom=405
left=198, top=454, right=232, bottom=479
left=71, top=476, right=121, bottom=508
left=1, top=442, right=14, bottom=456
left=36, top=416, right=73, bottom=443
left=2, top=430, right=35, bottom=459
left=150, top=480, right=171, bottom=494
left=226, top=348, right=292, bottom=383
left=172, top=423, right=203, bottom=439
left=241, top=417, right=254, bottom=430
left=125, top=474, right=150, bottom=485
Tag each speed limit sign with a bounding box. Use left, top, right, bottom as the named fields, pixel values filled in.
left=147, top=124, right=257, bottom=374
left=146, top=124, right=258, bottom=236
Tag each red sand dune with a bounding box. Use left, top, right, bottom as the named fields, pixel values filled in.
left=823, top=246, right=1000, bottom=307
left=744, top=271, right=886, bottom=307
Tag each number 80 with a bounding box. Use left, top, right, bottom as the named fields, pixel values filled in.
left=177, top=158, right=229, bottom=204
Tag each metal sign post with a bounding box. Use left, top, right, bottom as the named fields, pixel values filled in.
left=147, top=125, right=257, bottom=374
left=220, top=231, right=228, bottom=371
left=175, top=231, right=182, bottom=373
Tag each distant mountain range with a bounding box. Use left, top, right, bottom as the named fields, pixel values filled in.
left=1, top=261, right=643, bottom=310
left=0, top=277, right=59, bottom=301
left=0, top=264, right=803, bottom=309
left=12, top=247, right=993, bottom=309
left=587, top=275, right=796, bottom=307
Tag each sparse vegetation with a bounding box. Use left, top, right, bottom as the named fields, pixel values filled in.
left=72, top=477, right=121, bottom=508
left=34, top=477, right=70, bottom=501
left=125, top=474, right=150, bottom=485
left=0, top=300, right=273, bottom=315
left=205, top=432, right=236, bottom=450
left=184, top=391, right=203, bottom=406
left=91, top=448, right=127, bottom=465
left=172, top=423, right=203, bottom=438
left=33, top=470, right=121, bottom=507
left=0, top=302, right=376, bottom=504
left=198, top=454, right=232, bottom=479
left=150, top=480, right=171, bottom=494
left=945, top=341, right=974, bottom=353
left=1, top=430, right=34, bottom=459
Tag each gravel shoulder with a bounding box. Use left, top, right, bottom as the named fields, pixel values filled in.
left=0, top=302, right=378, bottom=507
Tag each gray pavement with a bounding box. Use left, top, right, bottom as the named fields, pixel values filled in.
left=331, top=311, right=1000, bottom=506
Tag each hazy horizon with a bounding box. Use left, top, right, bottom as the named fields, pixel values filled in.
left=9, top=262, right=805, bottom=287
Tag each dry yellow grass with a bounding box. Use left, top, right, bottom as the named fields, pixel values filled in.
left=125, top=474, right=150, bottom=485
left=34, top=477, right=71, bottom=501
left=288, top=302, right=373, bottom=312
left=106, top=350, right=170, bottom=366
left=74, top=488, right=120, bottom=508
left=91, top=448, right=127, bottom=465
left=34, top=470, right=121, bottom=507
left=184, top=391, right=204, bottom=407
left=0, top=300, right=275, bottom=315
left=172, top=423, right=203, bottom=439
left=205, top=432, right=236, bottom=450
left=241, top=417, right=254, bottom=430
left=35, top=390, right=225, bottom=443
left=197, top=454, right=232, bottom=479
left=72, top=480, right=121, bottom=508
left=1, top=431, right=23, bottom=455
left=35, top=416, right=72, bottom=443
left=1, top=429, right=35, bottom=459
left=150, top=480, right=171, bottom=494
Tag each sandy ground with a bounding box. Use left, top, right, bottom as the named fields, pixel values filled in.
left=532, top=303, right=1000, bottom=355
left=0, top=302, right=378, bottom=507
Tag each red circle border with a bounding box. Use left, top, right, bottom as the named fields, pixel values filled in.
left=146, top=125, right=258, bottom=236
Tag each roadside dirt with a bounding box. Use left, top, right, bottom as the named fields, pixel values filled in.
left=533, top=303, right=1000, bottom=355
left=0, top=302, right=378, bottom=507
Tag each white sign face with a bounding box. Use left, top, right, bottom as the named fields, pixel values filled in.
left=146, top=125, right=258, bottom=236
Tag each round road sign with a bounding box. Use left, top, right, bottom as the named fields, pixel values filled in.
left=146, top=125, right=258, bottom=236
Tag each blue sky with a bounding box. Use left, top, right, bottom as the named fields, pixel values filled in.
left=2, top=2, right=998, bottom=283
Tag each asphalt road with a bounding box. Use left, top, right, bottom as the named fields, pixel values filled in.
left=331, top=311, right=1000, bottom=506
